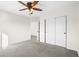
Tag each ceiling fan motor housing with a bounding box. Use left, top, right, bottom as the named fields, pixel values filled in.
left=27, top=2, right=32, bottom=8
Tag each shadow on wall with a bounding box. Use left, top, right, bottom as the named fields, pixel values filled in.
left=0, top=32, right=8, bottom=49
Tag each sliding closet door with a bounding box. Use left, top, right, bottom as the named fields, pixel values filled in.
left=56, top=16, right=67, bottom=47
left=46, top=18, right=55, bottom=44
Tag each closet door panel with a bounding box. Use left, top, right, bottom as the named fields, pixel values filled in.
left=46, top=18, right=55, bottom=44
left=56, top=17, right=66, bottom=47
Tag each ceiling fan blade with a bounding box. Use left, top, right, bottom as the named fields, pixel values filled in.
left=19, top=8, right=28, bottom=11
left=32, top=1, right=39, bottom=7
left=18, top=1, right=27, bottom=7
left=33, top=8, right=42, bottom=11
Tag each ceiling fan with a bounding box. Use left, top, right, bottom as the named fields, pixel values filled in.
left=18, top=1, right=42, bottom=14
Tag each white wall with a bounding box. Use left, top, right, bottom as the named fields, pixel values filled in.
left=0, top=10, right=31, bottom=45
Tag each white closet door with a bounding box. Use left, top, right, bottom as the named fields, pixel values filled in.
left=46, top=18, right=55, bottom=44
left=56, top=16, right=66, bottom=47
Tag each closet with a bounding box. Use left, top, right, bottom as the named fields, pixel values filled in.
left=31, top=16, right=67, bottom=47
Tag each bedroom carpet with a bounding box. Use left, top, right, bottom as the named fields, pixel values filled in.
left=0, top=40, right=78, bottom=57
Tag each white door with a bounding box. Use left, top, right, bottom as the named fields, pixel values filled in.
left=46, top=16, right=67, bottom=47
left=56, top=16, right=67, bottom=47
left=46, top=18, right=56, bottom=44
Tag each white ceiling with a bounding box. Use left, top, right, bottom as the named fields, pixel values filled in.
left=0, top=1, right=79, bottom=16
